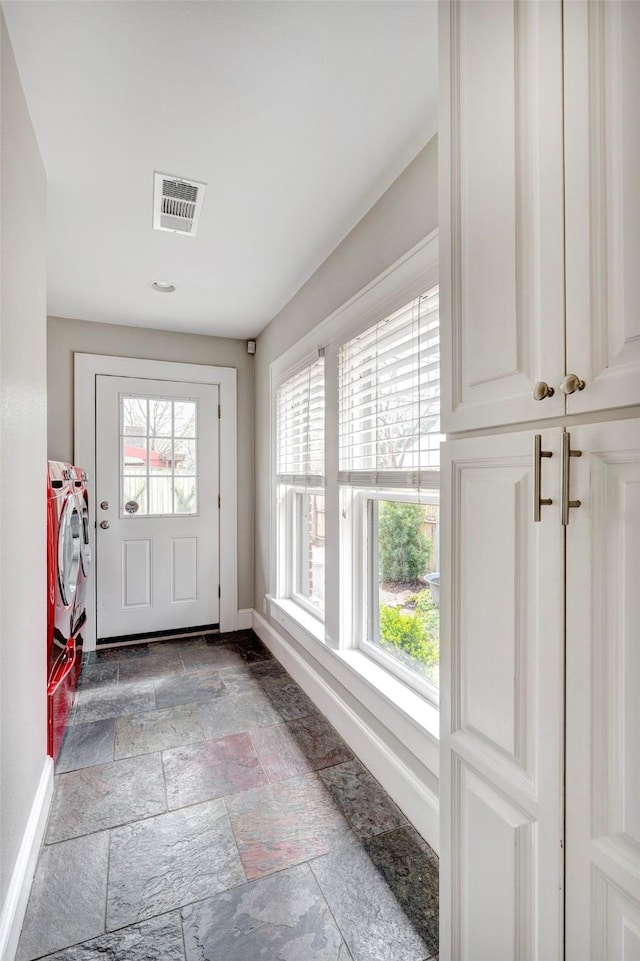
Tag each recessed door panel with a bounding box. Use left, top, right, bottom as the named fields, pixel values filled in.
left=122, top=539, right=151, bottom=609
left=171, top=537, right=197, bottom=603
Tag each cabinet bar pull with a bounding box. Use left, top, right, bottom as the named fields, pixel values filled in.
left=561, top=431, right=582, bottom=526
left=534, top=434, right=553, bottom=523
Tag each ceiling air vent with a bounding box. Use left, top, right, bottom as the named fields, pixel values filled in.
left=153, top=172, right=206, bottom=236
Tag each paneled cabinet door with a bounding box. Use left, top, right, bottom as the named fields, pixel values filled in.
left=565, top=419, right=640, bottom=960
left=440, top=429, right=564, bottom=961
left=439, top=0, right=565, bottom=433
left=564, top=1, right=640, bottom=416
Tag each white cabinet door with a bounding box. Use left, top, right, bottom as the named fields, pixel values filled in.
left=440, top=429, right=564, bottom=960
left=564, top=1, right=640, bottom=416
left=565, top=419, right=640, bottom=959
left=95, top=375, right=220, bottom=640
left=439, top=0, right=565, bottom=433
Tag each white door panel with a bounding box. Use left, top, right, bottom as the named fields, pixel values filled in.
left=565, top=419, right=640, bottom=960
left=564, top=0, right=640, bottom=416
left=439, top=0, right=565, bottom=432
left=96, top=375, right=219, bottom=639
left=440, top=429, right=564, bottom=960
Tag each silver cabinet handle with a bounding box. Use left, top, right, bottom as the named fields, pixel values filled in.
left=532, top=381, right=555, bottom=401
left=560, top=373, right=585, bottom=395
left=533, top=435, right=553, bottom=522
left=561, top=431, right=582, bottom=526
left=100, top=520, right=110, bottom=530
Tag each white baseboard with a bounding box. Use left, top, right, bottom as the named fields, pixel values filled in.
left=237, top=609, right=253, bottom=630
left=0, top=757, right=54, bottom=961
left=252, top=610, right=439, bottom=853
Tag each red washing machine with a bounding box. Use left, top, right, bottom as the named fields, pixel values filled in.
left=47, top=461, right=90, bottom=760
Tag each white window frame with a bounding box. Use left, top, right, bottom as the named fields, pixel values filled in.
left=269, top=232, right=439, bottom=704
left=274, top=352, right=326, bottom=629
left=352, top=488, right=440, bottom=705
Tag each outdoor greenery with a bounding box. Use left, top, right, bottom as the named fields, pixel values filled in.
left=379, top=501, right=431, bottom=582
left=379, top=589, right=439, bottom=683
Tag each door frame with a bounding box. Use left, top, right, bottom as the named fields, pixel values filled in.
left=74, top=352, right=238, bottom=650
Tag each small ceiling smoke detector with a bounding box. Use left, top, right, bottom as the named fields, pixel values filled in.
left=153, top=173, right=206, bottom=236
left=151, top=281, right=176, bottom=293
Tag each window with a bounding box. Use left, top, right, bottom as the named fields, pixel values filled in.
left=270, top=238, right=440, bottom=713
left=339, top=287, right=440, bottom=698
left=120, top=395, right=198, bottom=516
left=276, top=357, right=325, bottom=620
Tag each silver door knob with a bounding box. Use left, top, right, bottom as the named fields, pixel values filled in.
left=560, top=373, right=585, bottom=395
left=532, top=381, right=555, bottom=401
left=100, top=520, right=110, bottom=529
left=100, top=501, right=109, bottom=510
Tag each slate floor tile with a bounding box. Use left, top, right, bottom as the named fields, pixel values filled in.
left=71, top=679, right=156, bottom=724
left=118, top=653, right=184, bottom=683
left=56, top=718, right=115, bottom=773
left=362, top=826, right=439, bottom=957
left=39, top=912, right=185, bottom=961
left=262, top=679, right=320, bottom=720
left=198, top=690, right=282, bottom=739
left=163, top=732, right=268, bottom=809
left=107, top=800, right=245, bottom=930
left=46, top=753, right=166, bottom=842
left=310, top=827, right=439, bottom=961
left=246, top=657, right=288, bottom=680
left=225, top=773, right=353, bottom=879
left=182, top=864, right=351, bottom=961
left=115, top=703, right=204, bottom=758
left=318, top=760, right=408, bottom=838
left=16, top=832, right=109, bottom=961
left=154, top=668, right=226, bottom=709
left=87, top=643, right=150, bottom=662
left=235, top=634, right=273, bottom=663
left=150, top=637, right=207, bottom=657
left=77, top=661, right=119, bottom=689
left=181, top=643, right=245, bottom=674
left=250, top=715, right=353, bottom=781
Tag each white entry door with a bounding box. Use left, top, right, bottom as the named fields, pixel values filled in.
left=95, top=375, right=220, bottom=640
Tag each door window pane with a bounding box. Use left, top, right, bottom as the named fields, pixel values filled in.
left=120, top=395, right=199, bottom=516
left=369, top=498, right=439, bottom=689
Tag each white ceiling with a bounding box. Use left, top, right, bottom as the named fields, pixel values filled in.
left=2, top=1, right=437, bottom=338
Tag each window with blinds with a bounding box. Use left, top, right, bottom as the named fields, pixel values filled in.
left=276, top=357, right=325, bottom=487
left=338, top=286, right=440, bottom=489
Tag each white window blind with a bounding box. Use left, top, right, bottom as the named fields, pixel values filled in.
left=276, top=358, right=325, bottom=487
left=338, top=286, right=440, bottom=489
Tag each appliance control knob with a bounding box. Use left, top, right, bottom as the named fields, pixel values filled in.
left=100, top=501, right=109, bottom=510
left=100, top=520, right=110, bottom=530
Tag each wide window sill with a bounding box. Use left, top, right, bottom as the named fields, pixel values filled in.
left=268, top=596, right=439, bottom=744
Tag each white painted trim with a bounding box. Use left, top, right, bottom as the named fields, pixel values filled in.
left=0, top=759, right=54, bottom=961
left=236, top=609, right=253, bottom=630
left=74, top=353, right=238, bottom=648
left=252, top=609, right=439, bottom=853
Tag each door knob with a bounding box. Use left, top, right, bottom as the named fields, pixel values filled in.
left=100, top=520, right=110, bottom=530
left=560, top=373, right=585, bottom=395
left=532, top=381, right=555, bottom=401
left=100, top=501, right=109, bottom=510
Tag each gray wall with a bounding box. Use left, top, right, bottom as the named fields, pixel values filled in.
left=255, top=137, right=438, bottom=604
left=47, top=317, right=255, bottom=610
left=0, top=9, right=48, bottom=905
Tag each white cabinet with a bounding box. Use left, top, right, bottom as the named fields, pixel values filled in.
left=439, top=0, right=640, bottom=958
left=565, top=419, right=640, bottom=959
left=440, top=0, right=640, bottom=434
left=440, top=429, right=564, bottom=960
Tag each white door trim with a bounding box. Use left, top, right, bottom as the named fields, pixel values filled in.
left=74, top=353, right=238, bottom=649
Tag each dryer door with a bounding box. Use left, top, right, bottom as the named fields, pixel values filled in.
left=58, top=495, right=81, bottom=608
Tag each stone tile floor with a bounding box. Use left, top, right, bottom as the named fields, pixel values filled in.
left=18, top=630, right=439, bottom=961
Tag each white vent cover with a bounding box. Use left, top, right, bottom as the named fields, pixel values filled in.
left=153, top=173, right=206, bottom=236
